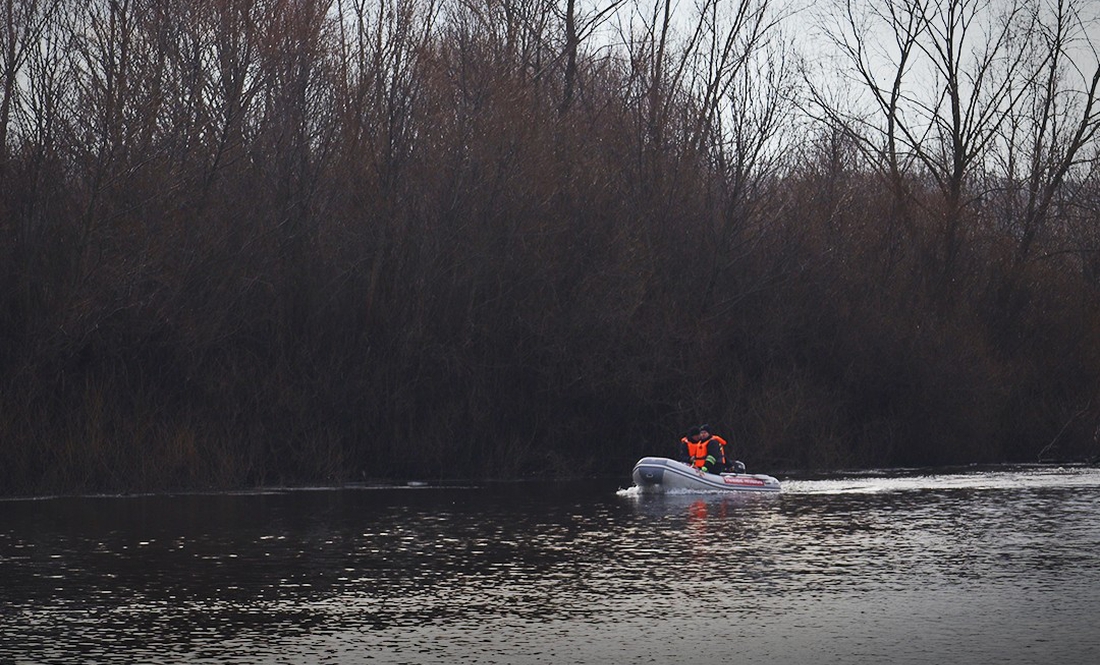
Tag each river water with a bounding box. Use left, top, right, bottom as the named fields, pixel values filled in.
left=2, top=465, right=1100, bottom=665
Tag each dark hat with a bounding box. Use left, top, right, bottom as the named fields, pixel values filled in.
left=687, top=427, right=701, bottom=437
left=699, top=424, right=710, bottom=432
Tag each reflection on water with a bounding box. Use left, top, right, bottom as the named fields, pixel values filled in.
left=3, top=466, right=1100, bottom=664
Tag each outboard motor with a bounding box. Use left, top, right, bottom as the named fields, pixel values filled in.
left=731, top=460, right=746, bottom=474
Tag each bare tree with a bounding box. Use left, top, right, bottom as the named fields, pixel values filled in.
left=334, top=0, right=440, bottom=192
left=559, top=0, right=625, bottom=114
left=814, top=0, right=1046, bottom=302
left=919, top=0, right=1040, bottom=291
left=982, top=0, right=1100, bottom=332
left=1000, top=0, right=1100, bottom=271
left=807, top=0, right=929, bottom=238
left=0, top=0, right=61, bottom=169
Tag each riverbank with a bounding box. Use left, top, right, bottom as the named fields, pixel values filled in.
left=3, top=0, right=1099, bottom=497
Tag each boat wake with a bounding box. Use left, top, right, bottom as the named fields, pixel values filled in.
left=782, top=465, right=1100, bottom=495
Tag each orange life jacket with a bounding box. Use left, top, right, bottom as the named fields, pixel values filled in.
left=705, top=435, right=728, bottom=467
left=684, top=437, right=710, bottom=468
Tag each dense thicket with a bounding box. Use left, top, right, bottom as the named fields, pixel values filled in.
left=2, top=0, right=1099, bottom=494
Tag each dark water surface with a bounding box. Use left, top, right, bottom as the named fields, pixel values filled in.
left=3, top=466, right=1100, bottom=664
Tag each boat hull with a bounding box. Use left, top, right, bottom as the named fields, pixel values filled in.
left=631, top=457, right=781, bottom=493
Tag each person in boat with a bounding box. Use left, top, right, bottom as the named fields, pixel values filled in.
left=697, top=424, right=729, bottom=473
left=677, top=427, right=702, bottom=466
left=698, top=424, right=748, bottom=473
left=680, top=425, right=725, bottom=474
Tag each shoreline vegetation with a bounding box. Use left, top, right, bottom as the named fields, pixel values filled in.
left=3, top=0, right=1100, bottom=495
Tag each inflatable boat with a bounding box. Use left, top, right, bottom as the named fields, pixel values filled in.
left=631, top=456, right=781, bottom=493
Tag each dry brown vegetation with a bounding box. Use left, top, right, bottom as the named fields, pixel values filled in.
left=2, top=0, right=1100, bottom=494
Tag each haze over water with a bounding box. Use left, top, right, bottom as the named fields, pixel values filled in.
left=2, top=465, right=1099, bottom=664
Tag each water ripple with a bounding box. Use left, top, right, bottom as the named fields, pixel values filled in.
left=2, top=468, right=1100, bottom=663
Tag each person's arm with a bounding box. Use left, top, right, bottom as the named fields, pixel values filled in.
left=676, top=440, right=690, bottom=464
left=717, top=436, right=730, bottom=472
